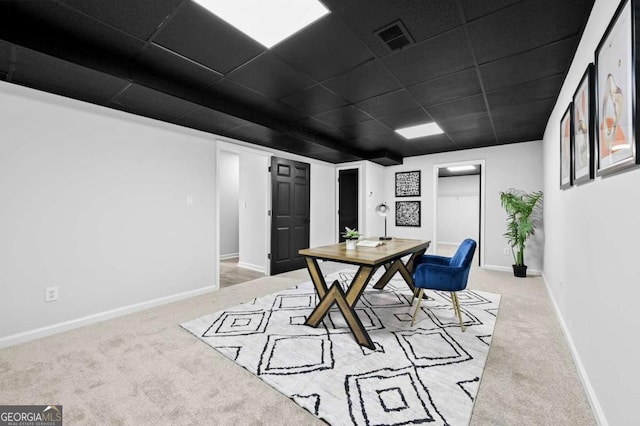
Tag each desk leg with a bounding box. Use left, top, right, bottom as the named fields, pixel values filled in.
left=304, top=257, right=328, bottom=298
left=373, top=248, right=426, bottom=291
left=305, top=265, right=377, bottom=349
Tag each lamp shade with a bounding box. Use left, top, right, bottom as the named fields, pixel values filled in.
left=375, top=203, right=389, bottom=217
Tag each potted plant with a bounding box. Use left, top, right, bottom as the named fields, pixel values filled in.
left=342, top=227, right=361, bottom=250
left=499, top=189, right=543, bottom=277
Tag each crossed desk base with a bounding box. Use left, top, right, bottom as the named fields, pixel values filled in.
left=299, top=238, right=430, bottom=349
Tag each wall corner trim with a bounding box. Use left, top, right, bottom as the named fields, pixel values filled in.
left=541, top=273, right=609, bottom=426
left=0, top=284, right=218, bottom=349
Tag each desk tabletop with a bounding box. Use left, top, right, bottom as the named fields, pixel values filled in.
left=299, top=238, right=430, bottom=266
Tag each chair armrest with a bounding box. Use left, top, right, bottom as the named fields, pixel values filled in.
left=414, top=254, right=451, bottom=268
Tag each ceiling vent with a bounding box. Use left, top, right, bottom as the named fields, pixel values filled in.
left=375, top=21, right=414, bottom=52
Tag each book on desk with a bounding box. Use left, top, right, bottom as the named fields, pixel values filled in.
left=356, top=240, right=385, bottom=248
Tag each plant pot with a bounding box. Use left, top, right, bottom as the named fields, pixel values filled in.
left=512, top=264, right=527, bottom=278
left=345, top=239, right=357, bottom=250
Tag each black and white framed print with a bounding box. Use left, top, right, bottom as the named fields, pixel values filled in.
left=560, top=104, right=573, bottom=189
left=595, top=0, right=639, bottom=176
left=395, top=171, right=421, bottom=197
left=395, top=201, right=420, bottom=227
left=572, top=64, right=595, bottom=184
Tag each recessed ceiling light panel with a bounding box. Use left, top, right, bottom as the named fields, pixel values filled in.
left=446, top=165, right=476, bottom=172
left=197, top=0, right=329, bottom=48
left=395, top=122, right=443, bottom=139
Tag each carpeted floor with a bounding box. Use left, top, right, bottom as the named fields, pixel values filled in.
left=0, top=251, right=596, bottom=425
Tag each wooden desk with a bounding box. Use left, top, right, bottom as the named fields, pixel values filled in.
left=299, top=238, right=430, bottom=349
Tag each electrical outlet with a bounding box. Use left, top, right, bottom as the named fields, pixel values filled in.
left=45, top=286, right=59, bottom=302
left=503, top=247, right=510, bottom=256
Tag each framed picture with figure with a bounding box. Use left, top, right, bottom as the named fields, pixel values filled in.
left=595, top=0, right=639, bottom=176
left=572, top=64, right=595, bottom=185
left=560, top=104, right=573, bottom=189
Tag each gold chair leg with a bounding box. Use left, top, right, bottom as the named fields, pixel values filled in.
left=411, top=288, right=424, bottom=326
left=451, top=292, right=465, bottom=332
left=411, top=288, right=418, bottom=305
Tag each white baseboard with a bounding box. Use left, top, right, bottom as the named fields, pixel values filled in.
left=0, top=284, right=218, bottom=349
left=236, top=261, right=266, bottom=274
left=541, top=273, right=608, bottom=425
left=482, top=264, right=542, bottom=275
left=220, top=252, right=239, bottom=260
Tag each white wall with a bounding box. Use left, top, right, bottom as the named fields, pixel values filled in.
left=542, top=0, right=640, bottom=423
left=238, top=151, right=269, bottom=273
left=365, top=161, right=387, bottom=239
left=0, top=81, right=217, bottom=342
left=219, top=150, right=239, bottom=258
left=437, top=175, right=480, bottom=245
left=384, top=142, right=543, bottom=270
left=310, top=163, right=337, bottom=247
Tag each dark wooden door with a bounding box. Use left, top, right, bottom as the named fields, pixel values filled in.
left=338, top=169, right=359, bottom=242
left=270, top=157, right=310, bottom=275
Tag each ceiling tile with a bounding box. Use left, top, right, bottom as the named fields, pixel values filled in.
left=468, top=0, right=594, bottom=64
left=487, top=75, right=564, bottom=110
left=323, top=60, right=402, bottom=103
left=379, top=108, right=433, bottom=130
left=272, top=15, right=373, bottom=82
left=13, top=47, right=127, bottom=104
left=59, top=0, right=182, bottom=40
left=438, top=112, right=493, bottom=134
left=154, top=1, right=265, bottom=75
left=409, top=68, right=481, bottom=107
left=355, top=89, right=420, bottom=118
left=315, top=105, right=372, bottom=128
left=448, top=127, right=498, bottom=145
left=110, top=83, right=199, bottom=121
left=296, top=117, right=346, bottom=139
left=383, top=28, right=474, bottom=85
left=13, top=1, right=145, bottom=60
left=491, top=98, right=555, bottom=137
left=137, top=43, right=223, bottom=90
left=175, top=107, right=251, bottom=134
left=229, top=123, right=282, bottom=143
left=426, top=94, right=488, bottom=121
left=479, top=37, right=578, bottom=91
left=342, top=120, right=392, bottom=139
left=228, top=52, right=315, bottom=99
left=281, top=85, right=348, bottom=115
left=205, top=78, right=270, bottom=109
left=323, top=0, right=462, bottom=57
left=460, top=0, right=522, bottom=21
left=262, top=100, right=308, bottom=123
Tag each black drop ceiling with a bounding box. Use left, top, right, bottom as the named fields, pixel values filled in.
left=0, top=0, right=594, bottom=166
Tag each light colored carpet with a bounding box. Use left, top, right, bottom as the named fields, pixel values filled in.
left=182, top=270, right=501, bottom=425
left=0, top=254, right=596, bottom=425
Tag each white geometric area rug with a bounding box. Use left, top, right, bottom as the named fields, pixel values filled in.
left=181, top=270, right=501, bottom=425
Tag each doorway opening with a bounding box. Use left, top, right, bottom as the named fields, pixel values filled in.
left=433, top=160, right=485, bottom=267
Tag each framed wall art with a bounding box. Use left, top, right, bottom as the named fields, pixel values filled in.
left=395, top=171, right=421, bottom=197
left=560, top=104, right=573, bottom=189
left=572, top=63, right=596, bottom=184
left=595, top=0, right=639, bottom=176
left=395, top=201, right=421, bottom=227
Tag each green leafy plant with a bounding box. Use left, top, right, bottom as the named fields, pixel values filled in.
left=499, top=189, right=543, bottom=266
left=342, top=227, right=361, bottom=240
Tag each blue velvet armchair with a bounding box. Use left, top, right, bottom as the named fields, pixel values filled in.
left=411, top=239, right=477, bottom=330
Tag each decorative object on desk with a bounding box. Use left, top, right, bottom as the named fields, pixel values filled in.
left=560, top=104, right=573, bottom=189
left=595, top=0, right=639, bottom=176
left=396, top=200, right=421, bottom=227
left=181, top=270, right=500, bottom=426
left=342, top=227, right=361, bottom=249
left=499, top=189, right=543, bottom=277
left=572, top=63, right=596, bottom=184
left=374, top=202, right=392, bottom=240
left=395, top=170, right=421, bottom=197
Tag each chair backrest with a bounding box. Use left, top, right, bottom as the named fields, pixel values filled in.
left=450, top=238, right=477, bottom=268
